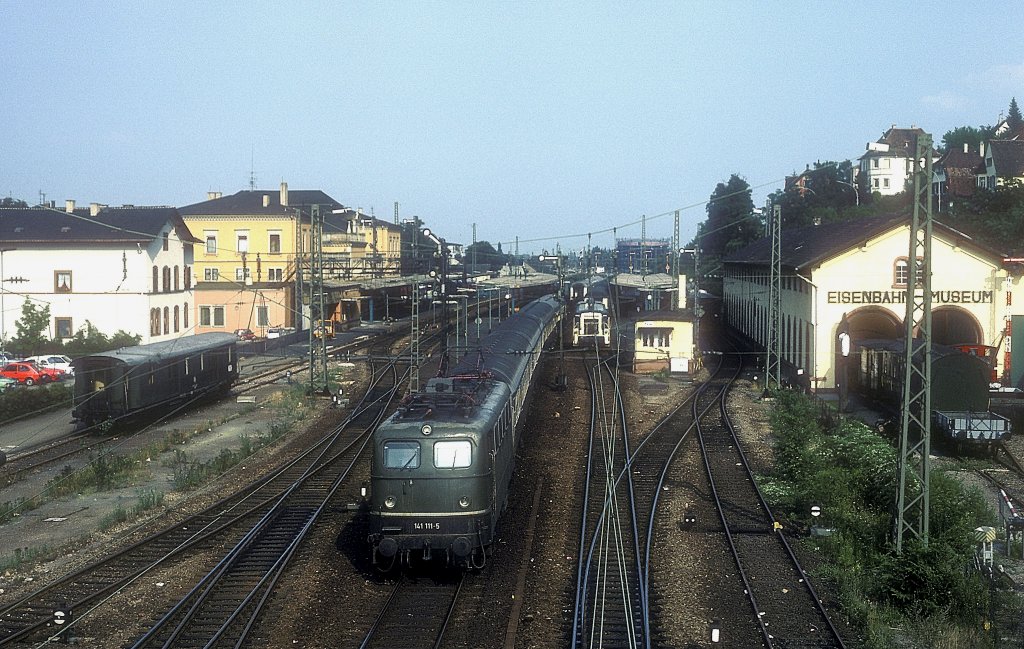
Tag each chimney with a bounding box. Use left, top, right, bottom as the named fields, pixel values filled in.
left=65, top=199, right=75, bottom=213
left=280, top=181, right=289, bottom=207
left=206, top=191, right=222, bottom=200
left=90, top=203, right=104, bottom=216
left=980, top=142, right=986, bottom=158
left=262, top=194, right=270, bottom=208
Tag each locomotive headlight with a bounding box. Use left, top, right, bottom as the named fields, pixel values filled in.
left=384, top=496, right=397, bottom=509
left=421, top=424, right=432, bottom=436
left=458, top=496, right=470, bottom=508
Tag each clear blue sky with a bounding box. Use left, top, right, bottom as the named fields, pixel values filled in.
left=3, top=2, right=1021, bottom=254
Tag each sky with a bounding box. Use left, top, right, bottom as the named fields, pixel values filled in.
left=3, top=2, right=1023, bottom=255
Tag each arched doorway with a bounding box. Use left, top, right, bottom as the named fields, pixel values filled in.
left=931, top=306, right=983, bottom=345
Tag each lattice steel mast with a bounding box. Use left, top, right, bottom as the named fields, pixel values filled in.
left=307, top=204, right=329, bottom=395
left=765, top=204, right=782, bottom=391
left=896, top=132, right=934, bottom=553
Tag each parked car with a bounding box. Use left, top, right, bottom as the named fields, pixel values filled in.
left=266, top=327, right=296, bottom=339
left=0, top=362, right=54, bottom=386
left=233, top=328, right=256, bottom=342
left=24, top=354, right=75, bottom=377
left=0, top=351, right=19, bottom=364
left=0, top=376, right=19, bottom=392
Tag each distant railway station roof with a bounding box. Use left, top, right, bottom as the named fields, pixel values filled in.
left=611, top=272, right=677, bottom=290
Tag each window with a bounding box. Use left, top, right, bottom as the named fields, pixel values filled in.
left=174, top=266, right=180, bottom=291
left=163, top=307, right=170, bottom=334
left=199, top=305, right=225, bottom=327
left=895, top=258, right=909, bottom=286
left=174, top=305, right=180, bottom=332
left=236, top=232, right=249, bottom=254
left=383, top=441, right=420, bottom=469
left=205, top=233, right=217, bottom=254
left=269, top=232, right=281, bottom=254
left=434, top=440, right=472, bottom=468
left=235, top=267, right=252, bottom=281
left=54, top=271, right=72, bottom=293
left=873, top=158, right=879, bottom=168
left=55, top=317, right=73, bottom=339
left=183, top=302, right=189, bottom=329
left=638, top=327, right=671, bottom=348
left=257, top=306, right=270, bottom=327
left=872, top=178, right=880, bottom=188
left=152, top=266, right=159, bottom=292
left=213, top=306, right=224, bottom=327
left=883, top=178, right=890, bottom=189
left=184, top=266, right=192, bottom=289
left=151, top=308, right=160, bottom=336
left=162, top=266, right=171, bottom=292
left=200, top=306, right=211, bottom=326
left=204, top=268, right=220, bottom=281
left=162, top=232, right=169, bottom=251
left=268, top=268, right=283, bottom=282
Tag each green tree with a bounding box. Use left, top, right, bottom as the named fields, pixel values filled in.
left=940, top=125, right=995, bottom=152
left=463, top=240, right=508, bottom=271
left=11, top=299, right=51, bottom=356
left=1008, top=96, right=1023, bottom=133
left=1, top=197, right=28, bottom=208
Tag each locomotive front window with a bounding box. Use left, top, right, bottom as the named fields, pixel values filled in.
left=383, top=441, right=420, bottom=469
left=434, top=440, right=472, bottom=468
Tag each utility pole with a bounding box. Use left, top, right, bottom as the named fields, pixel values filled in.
left=410, top=280, right=421, bottom=393
left=765, top=204, right=782, bottom=392
left=308, top=204, right=329, bottom=395
left=896, top=132, right=934, bottom=554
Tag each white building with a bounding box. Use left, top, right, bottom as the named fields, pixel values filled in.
left=722, top=215, right=1017, bottom=391
left=857, top=125, right=933, bottom=196
left=0, top=203, right=198, bottom=346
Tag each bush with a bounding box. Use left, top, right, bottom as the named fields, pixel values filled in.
left=0, top=382, right=72, bottom=422
left=766, top=389, right=1000, bottom=644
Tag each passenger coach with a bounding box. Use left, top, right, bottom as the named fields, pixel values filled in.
left=71, top=333, right=238, bottom=427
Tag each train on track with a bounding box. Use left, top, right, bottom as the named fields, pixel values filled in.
left=366, top=294, right=563, bottom=568
left=71, top=332, right=239, bottom=428
left=571, top=279, right=611, bottom=347
left=850, top=338, right=1010, bottom=446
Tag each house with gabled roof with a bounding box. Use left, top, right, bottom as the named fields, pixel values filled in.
left=0, top=202, right=198, bottom=346
left=858, top=125, right=935, bottom=196
left=933, top=142, right=986, bottom=208
left=178, top=183, right=343, bottom=336
left=978, top=139, right=1024, bottom=190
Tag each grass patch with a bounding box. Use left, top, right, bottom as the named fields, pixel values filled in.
left=45, top=453, right=142, bottom=498
left=98, top=489, right=164, bottom=531
left=0, top=544, right=52, bottom=572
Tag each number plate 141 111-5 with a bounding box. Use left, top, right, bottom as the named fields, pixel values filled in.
left=413, top=522, right=441, bottom=531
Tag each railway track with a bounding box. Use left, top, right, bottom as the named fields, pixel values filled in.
left=359, top=572, right=465, bottom=648
left=0, top=339, right=404, bottom=646
left=693, top=347, right=845, bottom=648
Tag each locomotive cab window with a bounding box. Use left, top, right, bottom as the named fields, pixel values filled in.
left=383, top=441, right=420, bottom=469
left=434, top=440, right=472, bottom=469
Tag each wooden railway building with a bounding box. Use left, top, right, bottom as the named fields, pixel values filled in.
left=722, top=215, right=1019, bottom=392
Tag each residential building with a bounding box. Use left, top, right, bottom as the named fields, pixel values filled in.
left=932, top=142, right=986, bottom=209
left=178, top=183, right=342, bottom=336
left=323, top=209, right=404, bottom=279
left=0, top=203, right=196, bottom=345
left=978, top=139, right=1024, bottom=190
left=857, top=125, right=933, bottom=196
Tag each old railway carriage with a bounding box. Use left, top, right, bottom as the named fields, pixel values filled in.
left=367, top=295, right=562, bottom=568
left=71, top=333, right=239, bottom=427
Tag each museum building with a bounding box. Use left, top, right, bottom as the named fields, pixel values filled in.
left=721, top=215, right=1018, bottom=392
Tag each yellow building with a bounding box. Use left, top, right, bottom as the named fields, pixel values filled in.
left=633, top=312, right=695, bottom=374
left=723, top=215, right=1018, bottom=391
left=178, top=183, right=342, bottom=336
left=322, top=209, right=404, bottom=279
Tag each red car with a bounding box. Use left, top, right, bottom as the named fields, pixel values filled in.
left=0, top=362, right=61, bottom=386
